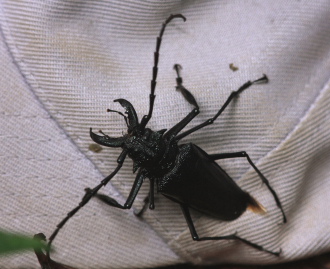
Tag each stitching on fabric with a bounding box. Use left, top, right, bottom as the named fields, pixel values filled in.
left=263, top=76, right=330, bottom=159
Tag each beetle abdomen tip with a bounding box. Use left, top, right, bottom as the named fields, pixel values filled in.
left=247, top=195, right=267, bottom=215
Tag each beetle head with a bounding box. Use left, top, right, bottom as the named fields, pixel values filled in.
left=90, top=99, right=167, bottom=169
left=124, top=128, right=167, bottom=169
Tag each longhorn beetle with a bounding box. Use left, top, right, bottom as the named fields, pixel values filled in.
left=47, top=14, right=286, bottom=258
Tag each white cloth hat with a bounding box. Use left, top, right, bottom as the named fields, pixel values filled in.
left=1, top=1, right=330, bottom=268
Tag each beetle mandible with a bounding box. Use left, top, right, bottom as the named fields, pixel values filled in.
left=47, top=14, right=286, bottom=257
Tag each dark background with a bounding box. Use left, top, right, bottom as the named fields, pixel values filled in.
left=157, top=252, right=330, bottom=269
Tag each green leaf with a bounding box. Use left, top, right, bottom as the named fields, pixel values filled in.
left=0, top=230, right=46, bottom=255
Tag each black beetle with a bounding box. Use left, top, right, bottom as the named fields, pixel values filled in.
left=47, top=14, right=286, bottom=257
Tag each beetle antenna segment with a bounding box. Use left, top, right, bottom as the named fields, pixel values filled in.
left=140, top=14, right=186, bottom=129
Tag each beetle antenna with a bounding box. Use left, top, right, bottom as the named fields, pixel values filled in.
left=140, top=14, right=186, bottom=129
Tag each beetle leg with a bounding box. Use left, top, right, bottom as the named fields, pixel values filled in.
left=174, top=64, right=199, bottom=109
left=164, top=65, right=201, bottom=139
left=175, top=75, right=269, bottom=141
left=86, top=170, right=146, bottom=210
left=47, top=150, right=128, bottom=258
left=164, top=66, right=201, bottom=139
left=134, top=195, right=150, bottom=217
left=210, top=151, right=286, bottom=223
left=134, top=178, right=155, bottom=216
left=180, top=204, right=280, bottom=256
left=148, top=178, right=155, bottom=209
left=165, top=107, right=200, bottom=140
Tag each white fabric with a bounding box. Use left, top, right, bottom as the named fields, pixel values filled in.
left=0, top=1, right=329, bottom=268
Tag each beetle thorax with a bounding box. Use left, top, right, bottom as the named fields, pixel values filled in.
left=124, top=128, right=166, bottom=168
